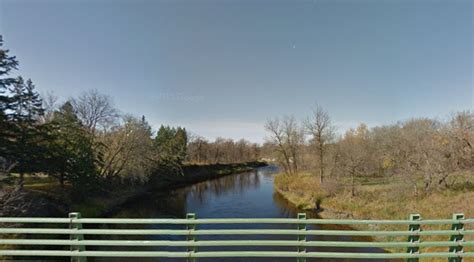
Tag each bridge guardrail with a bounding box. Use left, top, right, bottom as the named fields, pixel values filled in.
left=0, top=212, right=472, bottom=261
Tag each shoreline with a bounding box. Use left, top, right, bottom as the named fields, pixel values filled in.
left=273, top=172, right=473, bottom=220
left=0, top=162, right=268, bottom=218
left=274, top=187, right=353, bottom=219
left=74, top=161, right=268, bottom=217
left=273, top=172, right=474, bottom=257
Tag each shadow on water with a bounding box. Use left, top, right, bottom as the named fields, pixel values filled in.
left=92, top=166, right=401, bottom=262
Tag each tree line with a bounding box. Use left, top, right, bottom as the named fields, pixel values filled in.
left=265, top=105, right=473, bottom=196
left=187, top=136, right=261, bottom=164
left=0, top=36, right=261, bottom=198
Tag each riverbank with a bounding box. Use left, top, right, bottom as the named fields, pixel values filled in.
left=0, top=162, right=267, bottom=218
left=274, top=172, right=474, bottom=257
left=149, top=161, right=267, bottom=189
left=73, top=161, right=268, bottom=217
left=275, top=172, right=474, bottom=219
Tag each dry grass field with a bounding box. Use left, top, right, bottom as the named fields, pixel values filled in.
left=275, top=171, right=474, bottom=260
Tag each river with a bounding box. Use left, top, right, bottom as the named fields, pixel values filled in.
left=95, top=165, right=395, bottom=262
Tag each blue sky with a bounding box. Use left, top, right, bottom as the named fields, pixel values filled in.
left=0, top=0, right=472, bottom=142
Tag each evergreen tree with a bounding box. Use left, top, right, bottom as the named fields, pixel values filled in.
left=46, top=102, right=98, bottom=194
left=154, top=125, right=188, bottom=174
left=8, top=77, right=45, bottom=188
left=0, top=35, right=20, bottom=175
left=175, top=127, right=188, bottom=162
left=0, top=36, right=50, bottom=188
left=155, top=125, right=188, bottom=162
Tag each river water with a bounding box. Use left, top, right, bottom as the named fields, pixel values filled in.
left=95, top=165, right=396, bottom=262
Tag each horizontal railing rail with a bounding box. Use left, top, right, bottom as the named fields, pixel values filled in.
left=0, top=250, right=472, bottom=259
left=0, top=228, right=472, bottom=236
left=0, top=239, right=472, bottom=248
left=0, top=212, right=472, bottom=262
left=1, top=217, right=473, bottom=225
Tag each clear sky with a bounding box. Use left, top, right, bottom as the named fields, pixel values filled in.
left=0, top=0, right=472, bottom=142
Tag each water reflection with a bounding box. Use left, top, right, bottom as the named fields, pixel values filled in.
left=92, top=166, right=398, bottom=262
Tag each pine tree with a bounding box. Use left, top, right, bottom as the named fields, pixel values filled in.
left=46, top=102, right=98, bottom=192
left=0, top=35, right=20, bottom=174
left=8, top=77, right=45, bottom=188
left=175, top=127, right=188, bottom=162
left=154, top=125, right=188, bottom=175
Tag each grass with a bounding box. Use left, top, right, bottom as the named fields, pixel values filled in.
left=71, top=198, right=109, bottom=217
left=274, top=171, right=474, bottom=261
left=1, top=173, right=57, bottom=190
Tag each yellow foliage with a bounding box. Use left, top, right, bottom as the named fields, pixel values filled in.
left=382, top=157, right=395, bottom=169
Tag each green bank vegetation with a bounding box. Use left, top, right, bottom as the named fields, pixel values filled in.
left=0, top=35, right=263, bottom=205
left=72, top=162, right=266, bottom=217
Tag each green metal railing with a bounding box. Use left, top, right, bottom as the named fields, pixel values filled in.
left=0, top=212, right=472, bottom=261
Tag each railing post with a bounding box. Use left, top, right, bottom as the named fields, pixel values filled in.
left=69, top=212, right=86, bottom=262
left=297, top=213, right=306, bottom=262
left=448, top=213, right=464, bottom=262
left=406, top=214, right=421, bottom=262
left=186, top=213, right=197, bottom=262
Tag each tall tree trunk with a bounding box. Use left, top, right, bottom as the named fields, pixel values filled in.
left=319, top=167, right=323, bottom=184
left=18, top=172, right=24, bottom=190
left=318, top=141, right=324, bottom=184
left=351, top=168, right=356, bottom=197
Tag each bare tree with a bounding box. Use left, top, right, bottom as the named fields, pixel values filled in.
left=305, top=105, right=335, bottom=184
left=98, top=115, right=154, bottom=182
left=446, top=111, right=473, bottom=171
left=267, top=109, right=472, bottom=197
left=265, top=118, right=291, bottom=175
left=187, top=135, right=259, bottom=164
left=71, top=89, right=119, bottom=133
left=392, top=118, right=447, bottom=194
left=337, top=124, right=370, bottom=196
left=186, top=133, right=208, bottom=163
left=39, top=91, right=59, bottom=123
left=265, top=116, right=303, bottom=176
left=283, top=115, right=304, bottom=175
